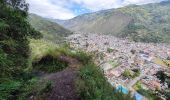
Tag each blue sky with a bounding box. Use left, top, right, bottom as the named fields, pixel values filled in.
left=28, top=0, right=167, bottom=20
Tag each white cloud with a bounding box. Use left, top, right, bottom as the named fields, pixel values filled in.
left=28, top=0, right=165, bottom=19
left=72, top=0, right=122, bottom=11
left=72, top=0, right=164, bottom=11
left=122, top=0, right=164, bottom=5
left=28, top=0, right=75, bottom=19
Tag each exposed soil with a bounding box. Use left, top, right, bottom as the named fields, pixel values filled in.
left=40, top=56, right=82, bottom=100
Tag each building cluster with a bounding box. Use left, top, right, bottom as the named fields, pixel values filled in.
left=67, top=33, right=170, bottom=98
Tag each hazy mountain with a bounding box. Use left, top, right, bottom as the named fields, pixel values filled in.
left=28, top=14, right=72, bottom=42
left=56, top=1, right=170, bottom=43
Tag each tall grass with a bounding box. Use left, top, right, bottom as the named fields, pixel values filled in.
left=75, top=53, right=132, bottom=100
left=0, top=39, right=70, bottom=99
left=30, top=39, right=75, bottom=73
left=0, top=39, right=133, bottom=99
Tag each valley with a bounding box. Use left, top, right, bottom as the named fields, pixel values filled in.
left=1, top=0, right=170, bottom=100
left=67, top=33, right=170, bottom=99
left=27, top=1, right=170, bottom=99
left=55, top=0, right=170, bottom=43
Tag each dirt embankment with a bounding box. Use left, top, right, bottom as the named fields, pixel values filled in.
left=40, top=56, right=82, bottom=100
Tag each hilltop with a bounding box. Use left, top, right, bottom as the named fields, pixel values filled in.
left=55, top=1, right=170, bottom=43
left=28, top=14, right=72, bottom=42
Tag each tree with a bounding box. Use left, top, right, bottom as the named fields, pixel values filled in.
left=167, top=56, right=170, bottom=60
left=0, top=0, right=42, bottom=78
left=156, top=71, right=166, bottom=83
left=3, top=0, right=28, bottom=10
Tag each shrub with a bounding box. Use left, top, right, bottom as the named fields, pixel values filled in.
left=123, top=69, right=140, bottom=79
left=0, top=0, right=42, bottom=77
left=122, top=69, right=132, bottom=78
left=73, top=51, right=92, bottom=65
left=107, top=48, right=114, bottom=53
left=0, top=1, right=42, bottom=99
left=156, top=71, right=166, bottom=83
left=134, top=81, right=162, bottom=100
left=76, top=63, right=132, bottom=100
left=33, top=55, right=68, bottom=73
left=0, top=80, right=21, bottom=100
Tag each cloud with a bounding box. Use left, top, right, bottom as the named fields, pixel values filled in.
left=72, top=0, right=122, bottom=11
left=122, top=0, right=164, bottom=5
left=28, top=0, right=165, bottom=19
left=28, top=0, right=75, bottom=20
left=72, top=0, right=164, bottom=11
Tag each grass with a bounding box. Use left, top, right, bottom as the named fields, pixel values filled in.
left=122, top=69, right=140, bottom=79
left=28, top=14, right=72, bottom=43
left=33, top=55, right=68, bottom=73
left=107, top=48, right=114, bottom=53
left=0, top=80, right=21, bottom=100
left=0, top=74, right=52, bottom=100
left=163, top=60, right=170, bottom=67
left=133, top=81, right=162, bottom=100
left=76, top=63, right=132, bottom=100
left=109, top=60, right=119, bottom=68
left=30, top=39, right=131, bottom=100
left=30, top=39, right=71, bottom=72
left=75, top=53, right=132, bottom=100
left=30, top=39, right=92, bottom=73
left=153, top=58, right=170, bottom=67
left=29, top=39, right=59, bottom=62
left=0, top=39, right=134, bottom=99
left=0, top=39, right=73, bottom=99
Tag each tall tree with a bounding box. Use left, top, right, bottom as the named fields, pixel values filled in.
left=0, top=0, right=42, bottom=78
left=3, top=0, right=28, bottom=10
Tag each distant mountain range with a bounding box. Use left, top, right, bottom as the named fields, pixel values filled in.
left=53, top=0, right=170, bottom=43
left=28, top=14, right=72, bottom=43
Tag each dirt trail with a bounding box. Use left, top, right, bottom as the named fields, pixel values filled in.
left=42, top=56, right=82, bottom=100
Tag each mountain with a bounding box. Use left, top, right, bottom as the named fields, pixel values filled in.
left=55, top=9, right=131, bottom=35
left=56, top=1, right=170, bottom=43
left=28, top=14, right=72, bottom=43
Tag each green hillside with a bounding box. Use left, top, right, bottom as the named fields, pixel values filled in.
left=28, top=14, right=72, bottom=43
left=56, top=1, right=170, bottom=43
left=117, top=1, right=170, bottom=43
left=1, top=1, right=130, bottom=99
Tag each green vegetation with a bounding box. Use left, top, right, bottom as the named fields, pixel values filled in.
left=123, top=69, right=132, bottom=78
left=0, top=1, right=50, bottom=99
left=122, top=69, right=140, bottom=79
left=117, top=2, right=170, bottom=43
left=159, top=90, right=170, bottom=100
left=28, top=14, right=72, bottom=43
left=30, top=39, right=70, bottom=73
left=30, top=39, right=132, bottom=100
left=59, top=0, right=170, bottom=43
left=0, top=77, right=50, bottom=99
left=156, top=71, right=170, bottom=99
left=134, top=81, right=162, bottom=100
left=3, top=0, right=168, bottom=99
left=0, top=0, right=41, bottom=78
left=107, top=48, right=114, bottom=53
left=109, top=60, right=119, bottom=68
left=33, top=55, right=68, bottom=73
left=75, top=53, right=132, bottom=100
left=163, top=60, right=170, bottom=67
left=153, top=58, right=170, bottom=67
left=156, top=71, right=166, bottom=83
left=76, top=64, right=132, bottom=100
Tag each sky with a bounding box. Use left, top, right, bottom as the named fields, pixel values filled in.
left=28, top=0, right=167, bottom=20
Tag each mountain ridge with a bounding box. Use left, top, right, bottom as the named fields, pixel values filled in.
left=28, top=14, right=72, bottom=43
left=53, top=1, right=170, bottom=43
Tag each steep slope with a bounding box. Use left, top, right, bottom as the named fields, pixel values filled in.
left=56, top=1, right=170, bottom=43
left=55, top=9, right=132, bottom=35
left=28, top=14, right=72, bottom=42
